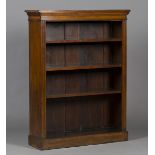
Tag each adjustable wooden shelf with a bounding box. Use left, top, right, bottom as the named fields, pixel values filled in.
left=25, top=10, right=130, bottom=150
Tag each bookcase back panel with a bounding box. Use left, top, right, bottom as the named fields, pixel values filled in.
left=45, top=20, right=122, bottom=139
left=46, top=22, right=122, bottom=41
left=46, top=44, right=121, bottom=68
left=79, top=22, right=104, bottom=40
left=46, top=23, right=64, bottom=40
left=46, top=70, right=121, bottom=96
left=46, top=95, right=121, bottom=138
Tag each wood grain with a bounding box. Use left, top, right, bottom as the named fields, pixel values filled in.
left=29, top=131, right=128, bottom=150
left=121, top=20, right=127, bottom=130
left=29, top=20, right=46, bottom=138
left=26, top=10, right=130, bottom=150
left=25, top=10, right=130, bottom=21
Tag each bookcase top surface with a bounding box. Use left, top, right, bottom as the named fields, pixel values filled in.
left=25, top=10, right=130, bottom=21
left=25, top=10, right=130, bottom=14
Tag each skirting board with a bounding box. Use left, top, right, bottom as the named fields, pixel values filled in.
left=29, top=131, right=128, bottom=150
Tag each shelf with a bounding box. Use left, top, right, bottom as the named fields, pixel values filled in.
left=46, top=38, right=122, bottom=44
left=46, top=64, right=122, bottom=72
left=46, top=90, right=121, bottom=99
left=47, top=127, right=121, bottom=139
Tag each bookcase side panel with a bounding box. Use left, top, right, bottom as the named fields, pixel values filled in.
left=29, top=20, right=46, bottom=137
left=121, top=20, right=127, bottom=131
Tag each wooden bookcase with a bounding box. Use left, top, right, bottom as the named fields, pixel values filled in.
left=25, top=10, right=130, bottom=150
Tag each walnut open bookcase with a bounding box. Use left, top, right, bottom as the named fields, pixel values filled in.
left=25, top=10, right=130, bottom=150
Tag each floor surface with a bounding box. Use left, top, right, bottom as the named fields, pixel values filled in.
left=6, top=128, right=147, bottom=155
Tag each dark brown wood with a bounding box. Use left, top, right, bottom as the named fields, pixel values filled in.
left=65, top=101, right=80, bottom=132
left=46, top=39, right=122, bottom=44
left=46, top=64, right=121, bottom=72
left=121, top=20, right=127, bottom=130
left=29, top=131, right=128, bottom=150
left=26, top=10, right=130, bottom=150
left=46, top=90, right=121, bottom=99
left=28, top=20, right=46, bottom=138
left=25, top=10, right=130, bottom=21
left=46, top=43, right=122, bottom=69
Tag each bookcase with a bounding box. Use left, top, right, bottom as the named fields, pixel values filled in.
left=25, top=10, right=130, bottom=150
